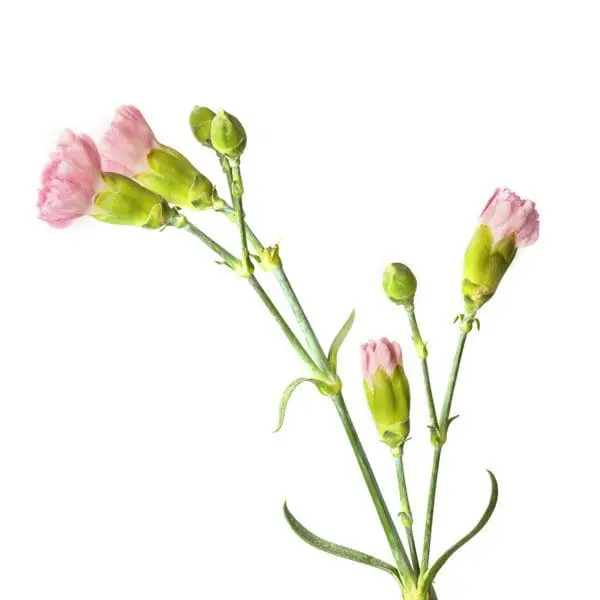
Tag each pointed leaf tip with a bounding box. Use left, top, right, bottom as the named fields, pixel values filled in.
left=420, top=470, right=498, bottom=590
left=283, top=502, right=400, bottom=581
left=274, top=378, right=324, bottom=433
left=327, top=309, right=356, bottom=371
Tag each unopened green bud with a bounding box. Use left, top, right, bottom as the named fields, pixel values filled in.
left=382, top=263, right=418, bottom=307
left=92, top=173, right=174, bottom=229
left=211, top=110, right=247, bottom=157
left=189, top=106, right=216, bottom=148
left=362, top=339, right=410, bottom=449
left=139, top=146, right=218, bottom=211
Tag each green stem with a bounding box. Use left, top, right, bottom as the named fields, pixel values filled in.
left=394, top=448, right=420, bottom=574
left=177, top=219, right=240, bottom=270
left=227, top=158, right=252, bottom=276
left=271, top=265, right=330, bottom=373
left=211, top=167, right=414, bottom=584
left=405, top=307, right=439, bottom=431
left=439, top=330, right=469, bottom=433
left=333, top=394, right=416, bottom=587
left=178, top=218, right=321, bottom=377
left=421, top=446, right=442, bottom=572
left=246, top=275, right=322, bottom=376
left=221, top=203, right=265, bottom=254
left=421, top=327, right=471, bottom=573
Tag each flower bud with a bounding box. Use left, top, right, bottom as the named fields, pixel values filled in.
left=100, top=105, right=218, bottom=211
left=189, top=106, right=216, bottom=148
left=463, top=188, right=539, bottom=313
left=210, top=110, right=247, bottom=157
left=382, top=263, right=417, bottom=307
left=361, top=338, right=410, bottom=449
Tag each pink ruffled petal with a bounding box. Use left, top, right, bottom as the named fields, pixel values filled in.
left=99, top=105, right=157, bottom=176
left=361, top=338, right=404, bottom=383
left=38, top=130, right=104, bottom=228
left=479, top=187, right=540, bottom=248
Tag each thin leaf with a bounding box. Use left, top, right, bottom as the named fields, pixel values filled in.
left=420, top=470, right=499, bottom=590
left=327, top=309, right=356, bottom=371
left=283, top=502, right=400, bottom=582
left=274, top=378, right=323, bottom=433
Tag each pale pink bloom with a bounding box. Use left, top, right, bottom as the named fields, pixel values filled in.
left=361, top=338, right=403, bottom=382
left=38, top=130, right=104, bottom=228
left=100, top=105, right=157, bottom=177
left=479, top=188, right=540, bottom=247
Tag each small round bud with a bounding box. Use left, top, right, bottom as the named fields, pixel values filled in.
left=210, top=110, right=247, bottom=157
left=382, top=263, right=417, bottom=307
left=189, top=106, right=216, bottom=148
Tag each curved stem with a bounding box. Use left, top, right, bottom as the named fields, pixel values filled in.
left=333, top=394, right=416, bottom=587
left=394, top=449, right=420, bottom=574
left=405, top=308, right=439, bottom=431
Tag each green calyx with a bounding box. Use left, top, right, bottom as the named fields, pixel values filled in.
left=92, top=173, right=173, bottom=229
left=138, top=145, right=218, bottom=211
left=363, top=366, right=411, bottom=449
left=211, top=110, right=247, bottom=157
left=462, top=225, right=517, bottom=312
left=382, top=263, right=418, bottom=307
left=189, top=106, right=216, bottom=148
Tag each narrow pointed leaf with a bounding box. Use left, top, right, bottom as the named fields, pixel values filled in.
left=283, top=502, right=400, bottom=581
left=274, top=378, right=323, bottom=433
left=327, top=309, right=356, bottom=371
left=420, top=470, right=499, bottom=590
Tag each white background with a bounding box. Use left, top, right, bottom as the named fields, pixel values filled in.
left=1, top=1, right=598, bottom=598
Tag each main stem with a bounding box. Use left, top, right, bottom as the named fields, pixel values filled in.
left=394, top=449, right=420, bottom=574
left=421, top=328, right=470, bottom=573
left=217, top=162, right=415, bottom=584
left=333, top=394, right=415, bottom=587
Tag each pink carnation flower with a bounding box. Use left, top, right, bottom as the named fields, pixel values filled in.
left=361, top=338, right=403, bottom=383
left=479, top=188, right=540, bottom=247
left=100, top=105, right=157, bottom=177
left=38, top=131, right=104, bottom=228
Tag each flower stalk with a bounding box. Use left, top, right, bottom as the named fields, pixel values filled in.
left=421, top=323, right=472, bottom=572
left=393, top=445, right=420, bottom=573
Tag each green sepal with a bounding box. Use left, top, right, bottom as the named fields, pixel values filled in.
left=327, top=309, right=356, bottom=372
left=93, top=173, right=173, bottom=229
left=137, top=149, right=217, bottom=211
left=283, top=502, right=400, bottom=582
left=189, top=106, right=216, bottom=148
left=274, top=377, right=328, bottom=433
left=419, top=470, right=499, bottom=591
left=463, top=226, right=518, bottom=312
left=147, top=146, right=199, bottom=181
